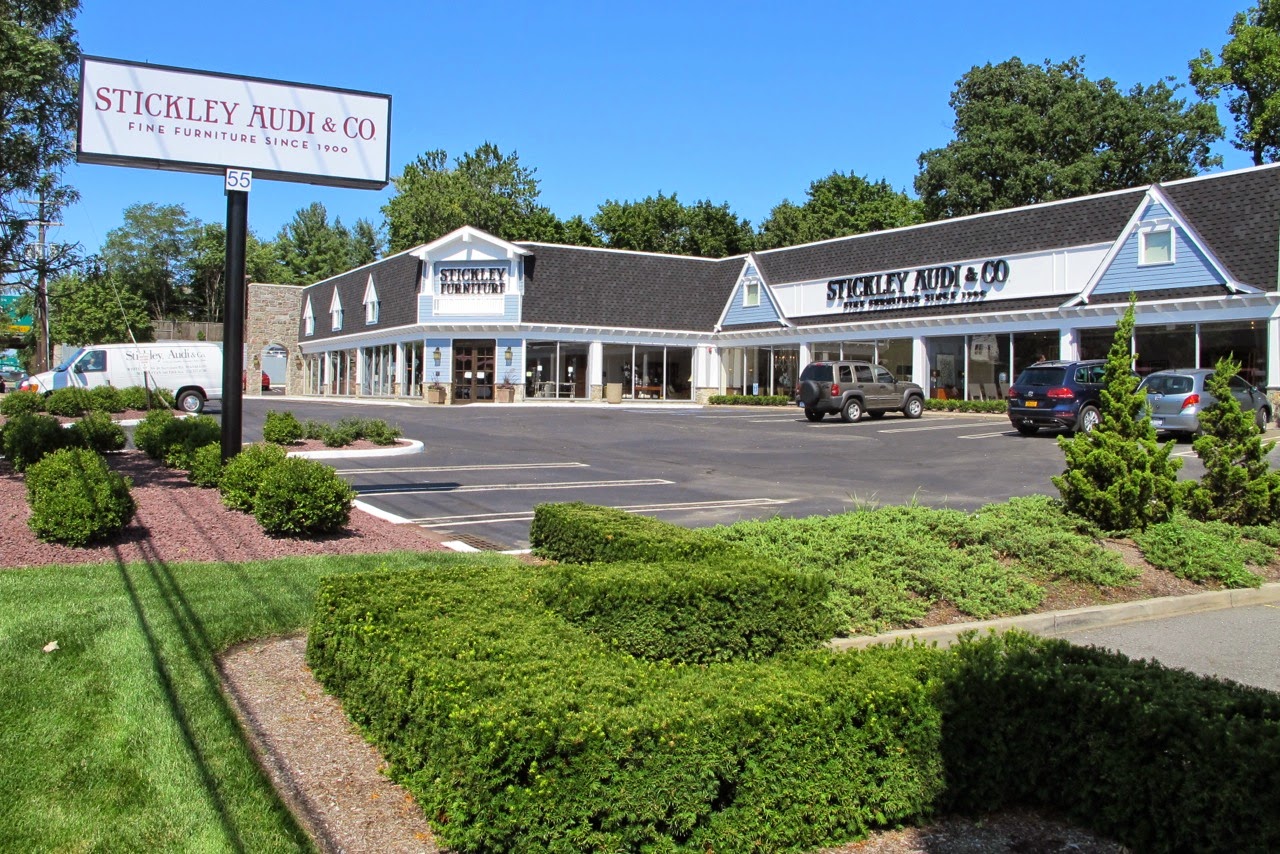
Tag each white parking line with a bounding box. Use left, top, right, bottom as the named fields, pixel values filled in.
left=877, top=421, right=1007, bottom=433
left=410, top=497, right=793, bottom=527
left=336, top=462, right=589, bottom=475
left=355, top=477, right=674, bottom=497
left=958, top=430, right=1018, bottom=439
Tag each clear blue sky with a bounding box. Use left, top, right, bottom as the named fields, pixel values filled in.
left=56, top=0, right=1253, bottom=257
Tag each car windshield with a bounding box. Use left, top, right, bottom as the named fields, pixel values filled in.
left=53, top=349, right=83, bottom=372
left=1015, top=366, right=1066, bottom=387
left=1140, top=374, right=1194, bottom=395
left=800, top=364, right=833, bottom=383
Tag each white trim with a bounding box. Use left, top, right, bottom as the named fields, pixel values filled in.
left=329, top=289, right=344, bottom=331
left=1138, top=225, right=1175, bottom=266
left=743, top=279, right=760, bottom=307
left=302, top=296, right=315, bottom=336
left=363, top=274, right=380, bottom=324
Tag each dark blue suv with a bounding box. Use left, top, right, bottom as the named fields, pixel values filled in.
left=1006, top=359, right=1107, bottom=436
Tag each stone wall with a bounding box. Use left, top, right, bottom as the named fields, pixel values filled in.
left=245, top=283, right=303, bottom=396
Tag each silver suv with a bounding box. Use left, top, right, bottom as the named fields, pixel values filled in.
left=795, top=361, right=926, bottom=423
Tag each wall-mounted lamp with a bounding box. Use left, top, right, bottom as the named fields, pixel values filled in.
left=504, top=346, right=513, bottom=364
left=432, top=346, right=442, bottom=365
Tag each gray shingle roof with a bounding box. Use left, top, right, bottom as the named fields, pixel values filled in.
left=299, top=252, right=422, bottom=342
left=517, top=243, right=738, bottom=331
left=1163, top=166, right=1280, bottom=288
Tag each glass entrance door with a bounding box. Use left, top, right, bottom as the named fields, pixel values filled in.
left=453, top=340, right=496, bottom=402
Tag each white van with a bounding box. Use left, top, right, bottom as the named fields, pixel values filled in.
left=22, top=341, right=223, bottom=413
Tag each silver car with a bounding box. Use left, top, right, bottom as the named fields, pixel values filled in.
left=1138, top=368, right=1272, bottom=437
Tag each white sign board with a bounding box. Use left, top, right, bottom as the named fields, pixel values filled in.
left=78, top=56, right=391, bottom=190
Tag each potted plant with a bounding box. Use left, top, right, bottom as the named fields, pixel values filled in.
left=494, top=373, right=516, bottom=403
left=426, top=374, right=446, bottom=404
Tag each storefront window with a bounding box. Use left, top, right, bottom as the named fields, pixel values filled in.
left=1077, top=327, right=1118, bottom=361
left=526, top=341, right=589, bottom=399
left=526, top=341, right=558, bottom=398
left=721, top=347, right=744, bottom=394
left=1134, top=324, right=1195, bottom=375
left=966, top=334, right=1006, bottom=399
left=1200, top=321, right=1266, bottom=384
left=326, top=350, right=355, bottom=396
left=1012, top=331, right=1061, bottom=376
left=878, top=338, right=914, bottom=383
left=405, top=341, right=424, bottom=398
left=925, top=336, right=965, bottom=399
left=303, top=354, right=322, bottom=395
left=361, top=344, right=396, bottom=396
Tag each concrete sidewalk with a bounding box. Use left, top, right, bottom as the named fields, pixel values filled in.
left=830, top=582, right=1280, bottom=650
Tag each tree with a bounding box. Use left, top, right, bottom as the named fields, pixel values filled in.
left=1052, top=296, right=1182, bottom=532
left=916, top=57, right=1222, bottom=220
left=273, top=202, right=364, bottom=285
left=1181, top=355, right=1280, bottom=524
left=757, top=172, right=924, bottom=249
left=48, top=268, right=152, bottom=346
left=383, top=143, right=558, bottom=251
left=99, top=203, right=198, bottom=320
left=1, top=1, right=83, bottom=370
left=591, top=192, right=755, bottom=257
left=188, top=223, right=285, bottom=321
left=1191, top=2, right=1280, bottom=165
left=350, top=218, right=384, bottom=268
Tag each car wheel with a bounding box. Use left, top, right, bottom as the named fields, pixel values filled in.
left=1077, top=405, right=1101, bottom=433
left=1256, top=408, right=1269, bottom=433
left=177, top=390, right=204, bottom=414
left=805, top=409, right=823, bottom=422
left=840, top=398, right=863, bottom=423
left=868, top=410, right=885, bottom=419
left=1015, top=423, right=1039, bottom=436
left=903, top=396, right=924, bottom=419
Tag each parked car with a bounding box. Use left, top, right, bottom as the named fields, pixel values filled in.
left=1006, top=359, right=1108, bottom=436
left=1138, top=368, right=1271, bottom=437
left=795, top=361, right=925, bottom=422
left=0, top=366, right=26, bottom=392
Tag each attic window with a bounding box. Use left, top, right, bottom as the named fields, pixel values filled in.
left=743, top=280, right=760, bottom=308
left=1139, top=227, right=1174, bottom=266
left=363, top=276, right=380, bottom=324
left=330, top=290, right=344, bottom=331
left=303, top=298, right=315, bottom=336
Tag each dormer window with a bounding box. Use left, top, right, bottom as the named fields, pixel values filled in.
left=1140, top=226, right=1174, bottom=266
left=743, top=280, right=760, bottom=307
left=363, top=276, right=380, bottom=324
left=303, top=297, right=315, bottom=336
left=330, top=289, right=344, bottom=331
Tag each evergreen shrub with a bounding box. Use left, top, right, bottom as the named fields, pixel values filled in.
left=70, top=411, right=127, bottom=454
left=2, top=413, right=76, bottom=472
left=44, top=387, right=94, bottom=417
left=0, top=389, right=45, bottom=417
left=307, top=561, right=946, bottom=852
left=707, top=394, right=791, bottom=406
left=302, top=419, right=328, bottom=440
left=938, top=631, right=1280, bottom=852
left=131, top=408, right=175, bottom=458
left=538, top=557, right=838, bottom=663
left=530, top=501, right=749, bottom=564
left=219, top=442, right=288, bottom=511
left=135, top=410, right=219, bottom=468
left=187, top=441, right=224, bottom=488
left=87, top=384, right=124, bottom=413
left=25, top=447, right=135, bottom=545
left=262, top=410, right=304, bottom=445
left=251, top=456, right=355, bottom=536
left=1133, top=517, right=1268, bottom=587
left=117, top=385, right=173, bottom=411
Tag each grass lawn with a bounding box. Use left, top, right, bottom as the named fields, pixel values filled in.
left=0, top=550, right=518, bottom=852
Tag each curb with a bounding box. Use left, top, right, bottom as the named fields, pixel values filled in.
left=829, top=582, right=1280, bottom=651
left=287, top=439, right=424, bottom=460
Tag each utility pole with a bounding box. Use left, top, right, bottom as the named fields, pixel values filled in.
left=21, top=195, right=59, bottom=374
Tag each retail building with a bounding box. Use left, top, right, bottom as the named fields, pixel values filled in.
left=257, top=164, right=1280, bottom=406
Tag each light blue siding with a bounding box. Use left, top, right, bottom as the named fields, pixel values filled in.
left=419, top=294, right=521, bottom=324
left=1142, top=202, right=1170, bottom=219
left=424, top=338, right=452, bottom=384
left=1092, top=225, right=1224, bottom=297
left=722, top=281, right=781, bottom=326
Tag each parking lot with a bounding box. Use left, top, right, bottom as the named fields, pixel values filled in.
left=241, top=398, right=1251, bottom=552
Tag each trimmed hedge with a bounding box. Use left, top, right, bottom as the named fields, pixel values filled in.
left=70, top=411, right=127, bottom=454
left=117, top=384, right=173, bottom=411
left=262, top=410, right=304, bottom=445
left=25, top=447, right=135, bottom=545
left=530, top=501, right=748, bottom=564
left=133, top=409, right=219, bottom=468
left=44, top=386, right=94, bottom=417
left=0, top=389, right=44, bottom=417
left=924, top=398, right=1007, bottom=414
left=187, top=441, right=224, bottom=488
left=938, top=631, right=1280, bottom=852
left=707, top=394, right=792, bottom=406
left=308, top=561, right=946, bottom=852
left=218, top=442, right=288, bottom=511
left=537, top=557, right=839, bottom=664
left=2, top=413, right=75, bottom=472
left=251, top=456, right=355, bottom=536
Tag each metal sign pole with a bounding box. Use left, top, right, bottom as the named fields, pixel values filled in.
left=221, top=169, right=251, bottom=462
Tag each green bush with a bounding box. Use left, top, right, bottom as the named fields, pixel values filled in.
left=2, top=413, right=76, bottom=472
left=923, top=398, right=1006, bottom=414
left=313, top=416, right=402, bottom=447
left=351, top=417, right=401, bottom=445
left=938, top=631, right=1280, bottom=852
left=251, top=457, right=355, bottom=536
left=530, top=501, right=748, bottom=564
left=1134, top=517, right=1268, bottom=587
left=261, top=410, right=304, bottom=445
left=707, top=394, right=791, bottom=406
left=219, top=442, right=288, bottom=512
left=302, top=419, right=328, bottom=441
left=0, top=389, right=45, bottom=417
left=131, top=408, right=175, bottom=458
left=307, top=561, right=946, bottom=852
left=538, top=557, right=838, bottom=663
left=321, top=424, right=358, bottom=447
left=44, top=386, right=94, bottom=417
left=25, top=447, right=135, bottom=545
left=69, top=411, right=127, bottom=455
left=117, top=385, right=173, bottom=411
left=86, top=384, right=125, bottom=414
left=1053, top=296, right=1182, bottom=532
left=135, top=410, right=219, bottom=468
left=187, top=441, right=224, bottom=488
